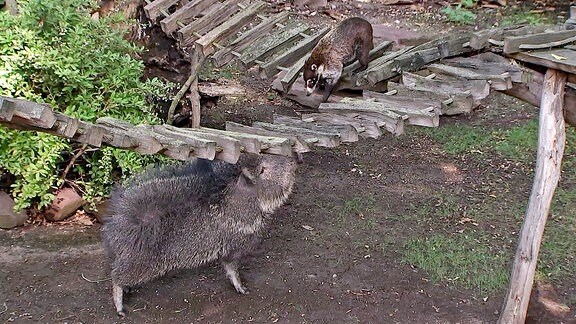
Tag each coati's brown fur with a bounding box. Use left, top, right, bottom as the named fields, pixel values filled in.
left=303, top=17, right=373, bottom=102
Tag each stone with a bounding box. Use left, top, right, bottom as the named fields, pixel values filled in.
left=0, top=191, right=28, bottom=229
left=44, top=187, right=85, bottom=222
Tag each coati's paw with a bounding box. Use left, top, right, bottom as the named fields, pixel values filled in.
left=235, top=285, right=249, bottom=295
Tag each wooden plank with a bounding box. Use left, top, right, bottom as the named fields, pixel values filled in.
left=53, top=113, right=79, bottom=138
left=153, top=124, right=217, bottom=160
left=388, top=81, right=475, bottom=116
left=252, top=121, right=341, bottom=148
left=0, top=96, right=57, bottom=129
left=212, top=11, right=291, bottom=67
left=273, top=114, right=359, bottom=142
left=498, top=69, right=566, bottom=324
left=318, top=102, right=406, bottom=136
left=143, top=0, right=179, bottom=21
left=226, top=121, right=310, bottom=153
left=443, top=54, right=525, bottom=83
left=353, top=46, right=415, bottom=87
left=469, top=24, right=565, bottom=50
left=195, top=1, right=266, bottom=57
left=74, top=121, right=104, bottom=147
left=402, top=71, right=489, bottom=101
left=239, top=22, right=310, bottom=68
left=0, top=96, right=15, bottom=122
left=280, top=54, right=309, bottom=93
left=160, top=0, right=218, bottom=35
left=137, top=125, right=192, bottom=161
left=198, top=82, right=246, bottom=97
left=259, top=26, right=330, bottom=78
left=164, top=126, right=242, bottom=163
left=342, top=40, right=394, bottom=76
left=511, top=48, right=576, bottom=76
left=300, top=113, right=382, bottom=139
left=272, top=69, right=344, bottom=108
left=427, top=64, right=513, bottom=91
left=177, top=0, right=241, bottom=46
left=97, top=117, right=163, bottom=154
left=503, top=30, right=576, bottom=54
left=197, top=126, right=293, bottom=157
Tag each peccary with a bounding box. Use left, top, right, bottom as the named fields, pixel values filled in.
left=101, top=154, right=298, bottom=316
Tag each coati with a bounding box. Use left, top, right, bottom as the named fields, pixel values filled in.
left=303, top=17, right=373, bottom=102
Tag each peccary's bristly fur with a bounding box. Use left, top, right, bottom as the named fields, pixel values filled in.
left=101, top=154, right=297, bottom=316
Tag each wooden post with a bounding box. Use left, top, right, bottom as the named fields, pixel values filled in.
left=498, top=69, right=567, bottom=324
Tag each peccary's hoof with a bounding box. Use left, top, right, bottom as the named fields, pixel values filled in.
left=236, top=286, right=249, bottom=295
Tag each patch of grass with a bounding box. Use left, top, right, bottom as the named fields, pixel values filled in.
left=493, top=120, right=538, bottom=162
left=501, top=11, right=548, bottom=26
left=403, top=233, right=511, bottom=294
left=420, top=124, right=492, bottom=156
left=441, top=0, right=476, bottom=25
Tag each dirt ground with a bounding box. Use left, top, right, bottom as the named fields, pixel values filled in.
left=1, top=1, right=576, bottom=323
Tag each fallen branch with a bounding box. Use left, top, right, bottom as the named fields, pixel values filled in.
left=167, top=49, right=206, bottom=125
left=81, top=273, right=111, bottom=283
left=60, top=144, right=88, bottom=187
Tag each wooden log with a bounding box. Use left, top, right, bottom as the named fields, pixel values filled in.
left=318, top=102, right=406, bottom=136
left=195, top=1, right=266, bottom=56
left=53, top=113, right=79, bottom=138
left=271, top=69, right=344, bottom=108
left=136, top=125, right=192, bottom=160
left=189, top=49, right=205, bottom=128
left=503, top=30, right=576, bottom=54
left=363, top=89, right=442, bottom=114
left=341, top=40, right=394, bottom=77
left=273, top=114, right=359, bottom=142
left=97, top=117, right=163, bottom=154
left=498, top=69, right=566, bottom=324
left=75, top=121, right=105, bottom=147
left=442, top=54, right=525, bottom=83
left=501, top=66, right=576, bottom=128
left=239, top=22, right=310, bottom=69
left=252, top=121, right=341, bottom=148
left=212, top=11, right=291, bottom=67
left=160, top=0, right=218, bottom=35
left=0, top=96, right=15, bottom=122
left=259, top=27, right=330, bottom=78
left=0, top=96, right=56, bottom=129
left=177, top=0, right=241, bottom=46
left=152, top=124, right=217, bottom=160
left=300, top=113, right=382, bottom=139
left=198, top=82, right=246, bottom=97
left=388, top=81, right=475, bottom=116
left=225, top=121, right=310, bottom=153
left=143, top=0, right=179, bottom=21
left=427, top=63, right=513, bottom=91
left=354, top=46, right=415, bottom=87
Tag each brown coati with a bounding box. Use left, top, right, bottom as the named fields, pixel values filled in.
left=303, top=17, right=373, bottom=102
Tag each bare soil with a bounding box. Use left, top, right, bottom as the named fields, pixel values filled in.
left=1, top=1, right=575, bottom=323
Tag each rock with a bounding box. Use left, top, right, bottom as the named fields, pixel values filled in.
left=0, top=191, right=28, bottom=229
left=44, top=188, right=85, bottom=222
left=83, top=199, right=111, bottom=224
left=372, top=25, right=432, bottom=47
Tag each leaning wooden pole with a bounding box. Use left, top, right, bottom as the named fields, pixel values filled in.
left=498, top=69, right=567, bottom=323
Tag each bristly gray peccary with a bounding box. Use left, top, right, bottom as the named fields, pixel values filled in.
left=101, top=154, right=298, bottom=316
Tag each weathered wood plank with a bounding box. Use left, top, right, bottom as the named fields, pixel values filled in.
left=226, top=121, right=310, bottom=153
left=253, top=121, right=341, bottom=148
left=443, top=53, right=526, bottom=83
left=239, top=22, right=310, bottom=68
left=75, top=121, right=105, bottom=147
left=153, top=124, right=217, bottom=160
left=427, top=63, right=513, bottom=91
left=280, top=54, right=309, bottom=93
left=137, top=125, right=192, bottom=160
left=272, top=69, right=344, bottom=108
left=259, top=27, right=330, bottom=78
left=198, top=82, right=246, bottom=97
left=160, top=0, right=218, bottom=35
left=510, top=48, right=576, bottom=76
left=342, top=40, right=394, bottom=77
left=97, top=117, right=163, bottom=154
left=195, top=1, right=266, bottom=57
left=212, top=11, right=291, bottom=67
left=165, top=126, right=242, bottom=163
left=197, top=127, right=293, bottom=157
left=0, top=96, right=15, bottom=122
left=0, top=96, right=57, bottom=129
left=177, top=0, right=241, bottom=46
left=498, top=68, right=566, bottom=324
left=143, top=0, right=179, bottom=21
left=403, top=70, right=489, bottom=101
left=318, top=102, right=406, bottom=135
left=273, top=114, right=359, bottom=142
left=388, top=81, right=476, bottom=116
left=469, top=24, right=566, bottom=50
left=503, top=30, right=576, bottom=54
left=300, top=112, right=382, bottom=139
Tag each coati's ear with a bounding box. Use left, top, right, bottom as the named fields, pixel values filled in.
left=311, top=64, right=317, bottom=71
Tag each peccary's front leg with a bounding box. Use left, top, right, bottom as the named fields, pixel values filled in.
left=222, top=259, right=248, bottom=294
left=112, top=284, right=126, bottom=317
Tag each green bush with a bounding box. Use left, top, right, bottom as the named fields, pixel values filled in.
left=442, top=0, right=477, bottom=25
left=0, top=0, right=171, bottom=210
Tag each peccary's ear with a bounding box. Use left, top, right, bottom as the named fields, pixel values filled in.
left=311, top=64, right=317, bottom=71
left=238, top=167, right=256, bottom=188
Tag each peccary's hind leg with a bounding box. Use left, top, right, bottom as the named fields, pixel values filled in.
left=113, top=283, right=126, bottom=316
left=222, top=260, right=248, bottom=294
left=353, top=44, right=371, bottom=73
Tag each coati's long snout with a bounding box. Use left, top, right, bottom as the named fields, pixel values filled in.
left=303, top=17, right=373, bottom=102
